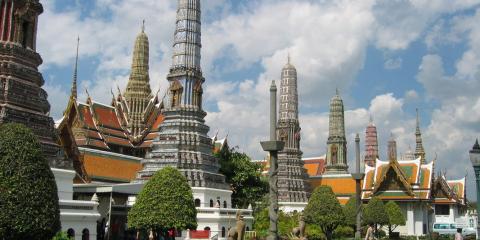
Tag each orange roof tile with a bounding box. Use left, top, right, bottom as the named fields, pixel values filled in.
left=78, top=104, right=96, bottom=129
left=100, top=127, right=127, bottom=138
left=91, top=103, right=122, bottom=129
left=104, top=136, right=133, bottom=147
left=309, top=175, right=356, bottom=195
left=151, top=113, right=164, bottom=130
left=82, top=151, right=142, bottom=182
left=303, top=157, right=325, bottom=176
left=88, top=139, right=109, bottom=150
left=338, top=197, right=351, bottom=205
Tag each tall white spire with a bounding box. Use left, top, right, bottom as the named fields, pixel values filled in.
left=167, top=0, right=204, bottom=109
left=171, top=0, right=202, bottom=71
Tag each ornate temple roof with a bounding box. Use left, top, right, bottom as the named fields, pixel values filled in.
left=303, top=156, right=326, bottom=176
left=362, top=157, right=433, bottom=200
left=211, top=132, right=229, bottom=154
left=432, top=175, right=466, bottom=205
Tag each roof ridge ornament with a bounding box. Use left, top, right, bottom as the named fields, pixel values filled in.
left=473, top=138, right=480, bottom=151
left=71, top=36, right=80, bottom=99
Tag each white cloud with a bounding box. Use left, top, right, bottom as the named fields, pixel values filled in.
left=416, top=9, right=480, bottom=198
left=405, top=89, right=419, bottom=101
left=372, top=0, right=479, bottom=50
left=384, top=57, right=402, bottom=70
left=37, top=0, right=480, bottom=199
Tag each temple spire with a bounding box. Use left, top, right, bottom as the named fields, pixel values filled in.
left=276, top=53, right=308, bottom=202
left=364, top=115, right=378, bottom=167
left=170, top=0, right=202, bottom=72
left=71, top=36, right=79, bottom=99
left=388, top=133, right=397, bottom=162
left=325, top=90, right=348, bottom=174
left=414, top=108, right=426, bottom=163
left=124, top=23, right=153, bottom=138
left=136, top=0, right=228, bottom=189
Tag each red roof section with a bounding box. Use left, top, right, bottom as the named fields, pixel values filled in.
left=91, top=102, right=123, bottom=129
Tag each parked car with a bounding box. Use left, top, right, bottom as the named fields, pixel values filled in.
left=433, top=223, right=477, bottom=237
left=433, top=223, right=457, bottom=236
left=462, top=227, right=476, bottom=237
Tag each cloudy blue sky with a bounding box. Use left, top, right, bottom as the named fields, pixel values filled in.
left=38, top=0, right=480, bottom=199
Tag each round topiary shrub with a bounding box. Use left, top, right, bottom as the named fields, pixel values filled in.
left=128, top=166, right=197, bottom=238
left=0, top=123, right=61, bottom=239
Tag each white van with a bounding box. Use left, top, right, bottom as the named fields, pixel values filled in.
left=432, top=223, right=457, bottom=236
left=433, top=223, right=476, bottom=237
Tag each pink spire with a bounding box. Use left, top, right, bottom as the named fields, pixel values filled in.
left=364, top=116, right=378, bottom=167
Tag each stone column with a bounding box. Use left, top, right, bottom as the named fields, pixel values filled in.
left=352, top=133, right=364, bottom=239
left=261, top=80, right=284, bottom=240
left=469, top=139, right=480, bottom=239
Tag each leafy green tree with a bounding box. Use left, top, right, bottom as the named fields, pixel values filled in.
left=363, top=197, right=388, bottom=237
left=279, top=211, right=301, bottom=237
left=215, top=146, right=268, bottom=208
left=385, top=201, right=405, bottom=235
left=253, top=207, right=269, bottom=238
left=128, top=167, right=197, bottom=239
left=343, top=196, right=360, bottom=232
left=0, top=123, right=61, bottom=240
left=52, top=231, right=72, bottom=240
left=304, top=185, right=345, bottom=240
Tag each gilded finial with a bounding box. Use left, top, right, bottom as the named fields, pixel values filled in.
left=71, top=36, right=80, bottom=99
left=416, top=108, right=420, bottom=128
left=85, top=88, right=91, bottom=101
left=116, top=84, right=122, bottom=95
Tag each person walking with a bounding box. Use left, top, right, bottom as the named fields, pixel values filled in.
left=365, top=224, right=375, bottom=240
left=455, top=228, right=463, bottom=240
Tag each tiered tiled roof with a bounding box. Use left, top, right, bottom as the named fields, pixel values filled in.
left=80, top=148, right=142, bottom=183
left=310, top=174, right=356, bottom=205
left=57, top=93, right=163, bottom=183
left=303, top=156, right=326, bottom=176
left=68, top=96, right=163, bottom=153
left=362, top=157, right=433, bottom=200
left=211, top=132, right=229, bottom=154
left=432, top=175, right=466, bottom=205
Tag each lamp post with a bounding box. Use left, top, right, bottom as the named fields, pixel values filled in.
left=352, top=133, right=365, bottom=239
left=469, top=139, right=480, bottom=239
left=261, top=80, right=284, bottom=240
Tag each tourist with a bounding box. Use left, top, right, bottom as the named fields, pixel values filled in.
left=365, top=224, right=375, bottom=240
left=455, top=228, right=463, bottom=240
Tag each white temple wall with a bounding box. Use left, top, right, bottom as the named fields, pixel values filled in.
left=395, top=202, right=426, bottom=236
left=192, top=187, right=233, bottom=208
left=52, top=168, right=100, bottom=240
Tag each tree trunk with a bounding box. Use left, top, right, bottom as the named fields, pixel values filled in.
left=388, top=224, right=392, bottom=237
left=325, top=231, right=333, bottom=240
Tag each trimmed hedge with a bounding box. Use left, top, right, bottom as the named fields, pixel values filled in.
left=128, top=167, right=197, bottom=235
left=0, top=123, right=61, bottom=239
